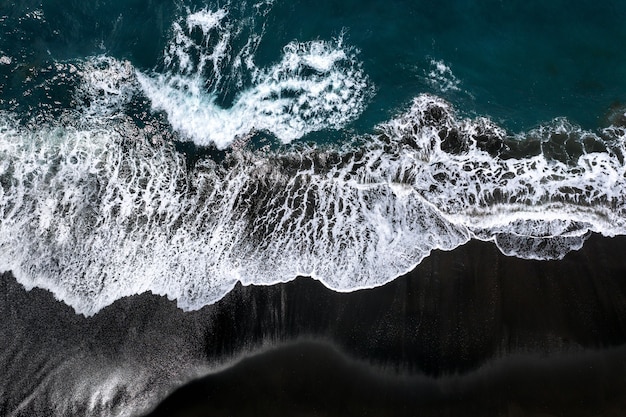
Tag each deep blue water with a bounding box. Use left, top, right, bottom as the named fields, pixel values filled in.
left=2, top=0, right=626, bottom=131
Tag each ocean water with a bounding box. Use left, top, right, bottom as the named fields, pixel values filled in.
left=1, top=0, right=626, bottom=415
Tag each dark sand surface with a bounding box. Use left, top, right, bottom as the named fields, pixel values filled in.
left=144, top=234, right=626, bottom=417
left=2, top=234, right=626, bottom=416
left=146, top=340, right=626, bottom=417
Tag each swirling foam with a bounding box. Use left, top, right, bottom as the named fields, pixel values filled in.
left=135, top=7, right=372, bottom=149
left=426, top=59, right=461, bottom=93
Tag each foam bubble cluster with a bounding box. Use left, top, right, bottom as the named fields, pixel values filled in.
left=135, top=6, right=372, bottom=149
left=76, top=56, right=137, bottom=116
left=426, top=59, right=461, bottom=93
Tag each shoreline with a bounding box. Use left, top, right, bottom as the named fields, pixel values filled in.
left=1, top=234, right=626, bottom=415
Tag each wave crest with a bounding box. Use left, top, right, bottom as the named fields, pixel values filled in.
left=2, top=92, right=626, bottom=315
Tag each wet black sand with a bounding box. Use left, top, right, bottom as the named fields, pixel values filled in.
left=2, top=234, right=626, bottom=416
left=147, top=340, right=626, bottom=417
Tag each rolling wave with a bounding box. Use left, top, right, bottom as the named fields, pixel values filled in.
left=1, top=5, right=625, bottom=316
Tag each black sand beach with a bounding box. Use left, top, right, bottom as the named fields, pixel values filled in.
left=2, top=234, right=626, bottom=416
left=146, top=341, right=626, bottom=417
left=3, top=2, right=626, bottom=416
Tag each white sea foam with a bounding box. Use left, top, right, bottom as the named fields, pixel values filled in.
left=378, top=95, right=626, bottom=257
left=135, top=7, right=372, bottom=149
left=426, top=59, right=461, bottom=93
left=2, top=91, right=626, bottom=316
left=75, top=56, right=137, bottom=116
left=0, top=110, right=471, bottom=315
left=165, top=8, right=230, bottom=78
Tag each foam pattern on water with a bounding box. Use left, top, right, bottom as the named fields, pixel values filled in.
left=2, top=81, right=626, bottom=315
left=426, top=59, right=461, bottom=93
left=75, top=56, right=137, bottom=117
left=0, top=111, right=468, bottom=315
left=135, top=6, right=372, bottom=149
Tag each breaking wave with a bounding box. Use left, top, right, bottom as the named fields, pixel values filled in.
left=2, top=85, right=626, bottom=315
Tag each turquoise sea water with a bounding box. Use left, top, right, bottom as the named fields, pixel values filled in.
left=3, top=1, right=626, bottom=130
left=264, top=0, right=626, bottom=131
